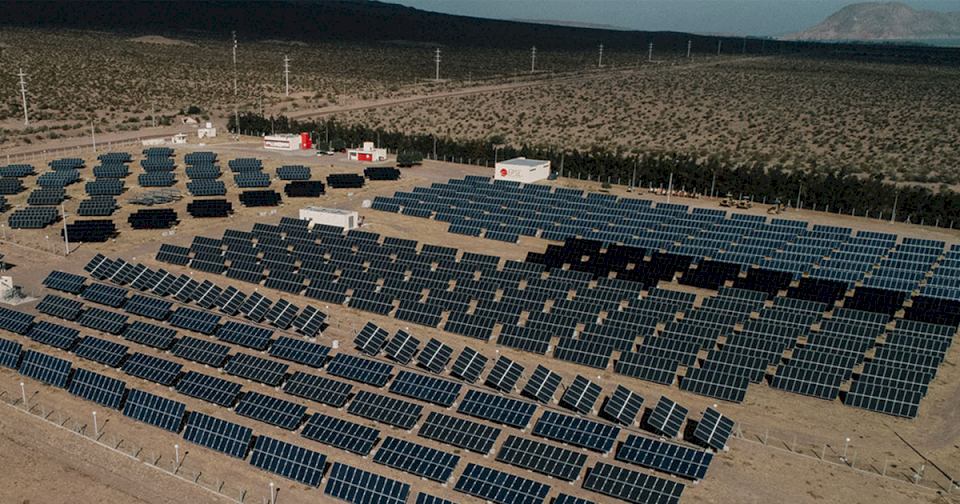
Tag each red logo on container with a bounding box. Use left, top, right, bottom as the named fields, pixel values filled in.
left=500, top=168, right=508, bottom=177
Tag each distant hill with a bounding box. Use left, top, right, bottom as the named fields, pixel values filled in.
left=783, top=2, right=960, bottom=41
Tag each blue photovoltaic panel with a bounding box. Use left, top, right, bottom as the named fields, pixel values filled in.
left=0, top=337, right=23, bottom=369
left=235, top=391, right=307, bottom=430
left=269, top=336, right=330, bottom=368
left=325, top=462, right=410, bottom=504
left=173, top=372, right=242, bottom=409
left=583, top=462, right=685, bottom=504
left=80, top=282, right=128, bottom=307
left=224, top=353, right=289, bottom=386
left=67, top=368, right=127, bottom=410
left=122, top=388, right=187, bottom=433
left=72, top=336, right=129, bottom=367
left=533, top=410, right=620, bottom=453
left=250, top=436, right=326, bottom=487
left=124, top=294, right=172, bottom=320
left=183, top=412, right=253, bottom=459
left=283, top=371, right=353, bottom=407
left=120, top=352, right=182, bottom=386
left=602, top=385, right=644, bottom=425
left=216, top=321, right=274, bottom=350
left=121, top=321, right=177, bottom=349
left=389, top=370, right=462, bottom=408
left=416, top=494, right=457, bottom=504
left=26, top=321, right=80, bottom=350
left=496, top=435, right=587, bottom=482
left=347, top=390, right=423, bottom=430
left=326, top=353, right=394, bottom=387
left=616, top=435, right=713, bottom=480
left=455, top=463, right=551, bottom=504
left=458, top=389, right=537, bottom=429
left=19, top=350, right=72, bottom=388
left=373, top=436, right=460, bottom=482
left=554, top=495, right=597, bottom=504
left=168, top=308, right=221, bottom=335
left=0, top=306, right=35, bottom=334
left=172, top=336, right=231, bottom=367
left=42, top=270, right=87, bottom=294
left=301, top=413, right=380, bottom=455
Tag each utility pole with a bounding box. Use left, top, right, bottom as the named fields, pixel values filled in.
left=91, top=123, right=96, bottom=152
left=62, top=202, right=69, bottom=255
left=648, top=42, right=653, bottom=62
left=743, top=37, right=747, bottom=54
left=283, top=55, right=290, bottom=97
left=233, top=30, right=240, bottom=140
left=891, top=192, right=899, bottom=223
left=717, top=40, right=722, bottom=56
left=687, top=40, right=692, bottom=59
left=151, top=103, right=156, bottom=128
left=666, top=172, right=673, bottom=203
left=531, top=46, right=536, bottom=73
left=434, top=48, right=441, bottom=81
left=598, top=44, right=603, bottom=67
left=17, top=68, right=29, bottom=125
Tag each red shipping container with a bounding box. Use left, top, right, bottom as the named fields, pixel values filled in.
left=300, top=132, right=312, bottom=149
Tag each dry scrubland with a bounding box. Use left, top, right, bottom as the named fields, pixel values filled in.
left=0, top=27, right=649, bottom=145
left=333, top=58, right=960, bottom=184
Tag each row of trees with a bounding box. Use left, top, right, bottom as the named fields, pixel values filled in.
left=228, top=113, right=960, bottom=228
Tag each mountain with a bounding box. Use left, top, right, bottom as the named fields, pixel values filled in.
left=783, top=2, right=960, bottom=41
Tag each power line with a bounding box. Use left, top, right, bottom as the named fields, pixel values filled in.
left=17, top=68, right=29, bottom=126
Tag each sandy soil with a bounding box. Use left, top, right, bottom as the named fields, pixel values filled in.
left=127, top=36, right=195, bottom=47
left=0, top=147, right=959, bottom=504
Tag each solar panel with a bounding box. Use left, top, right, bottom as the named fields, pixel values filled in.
left=67, top=368, right=126, bottom=410
left=381, top=330, right=419, bottom=364
left=451, top=346, right=488, bottom=383
left=326, top=353, right=393, bottom=387
left=156, top=244, right=191, bottom=265
left=496, top=435, right=587, bottom=482
left=19, top=350, right=72, bottom=388
left=235, top=391, right=307, bottom=430
left=418, top=411, right=501, bottom=454
left=533, top=410, right=620, bottom=453
left=283, top=371, right=353, bottom=407
left=215, top=286, right=248, bottom=316
left=458, top=389, right=537, bottom=429
left=171, top=336, right=231, bottom=367
left=72, top=336, right=129, bottom=367
left=168, top=308, right=221, bottom=335
left=301, top=413, right=379, bottom=455
left=120, top=352, right=182, bottom=385
left=602, top=385, right=644, bottom=425
left=522, top=365, right=563, bottom=403
left=122, top=388, right=187, bottom=432
left=124, top=294, right=172, bottom=320
left=42, top=270, right=87, bottom=294
left=77, top=307, right=129, bottom=335
left=348, top=390, right=423, bottom=430
left=616, top=435, right=713, bottom=480
left=291, top=305, right=326, bottom=337
left=269, top=336, right=330, bottom=368
left=455, top=463, right=551, bottom=504
left=486, top=356, right=524, bottom=392
left=26, top=321, right=80, bottom=350
left=389, top=370, right=462, bottom=407
left=559, top=375, right=603, bottom=414
left=36, top=294, right=84, bottom=321
left=224, top=353, right=289, bottom=386
left=250, top=436, right=326, bottom=487
left=693, top=407, right=735, bottom=451
left=215, top=321, right=274, bottom=350
left=183, top=412, right=253, bottom=459
left=354, top=321, right=389, bottom=355
left=648, top=396, right=689, bottom=438
left=174, top=371, right=243, bottom=407
left=240, top=292, right=273, bottom=322
left=583, top=462, right=685, bottom=504
left=121, top=320, right=177, bottom=349
left=374, top=436, right=460, bottom=482
left=0, top=337, right=23, bottom=369
left=325, top=462, right=409, bottom=504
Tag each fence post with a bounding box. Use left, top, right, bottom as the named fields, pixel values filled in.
left=820, top=444, right=826, bottom=460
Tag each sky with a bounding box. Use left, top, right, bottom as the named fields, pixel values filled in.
left=392, top=0, right=960, bottom=36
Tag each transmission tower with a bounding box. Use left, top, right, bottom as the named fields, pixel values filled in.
left=687, top=40, right=691, bottom=59
left=17, top=68, right=28, bottom=125
left=434, top=48, right=441, bottom=81
left=598, top=44, right=603, bottom=67
left=232, top=31, right=239, bottom=140
left=283, top=55, right=290, bottom=96
left=648, top=42, right=653, bottom=62
left=531, top=46, right=536, bottom=73
left=717, top=40, right=722, bottom=56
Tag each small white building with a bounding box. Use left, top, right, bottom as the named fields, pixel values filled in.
left=495, top=157, right=551, bottom=183
left=299, top=206, right=359, bottom=230
left=264, top=133, right=302, bottom=151
left=348, top=142, right=387, bottom=162
left=171, top=133, right=188, bottom=144
left=198, top=123, right=217, bottom=139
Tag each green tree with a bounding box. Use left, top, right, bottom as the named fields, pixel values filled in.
left=330, top=138, right=345, bottom=151
left=314, top=140, right=330, bottom=151
left=397, top=150, right=424, bottom=167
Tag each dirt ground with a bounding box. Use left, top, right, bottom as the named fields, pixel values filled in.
left=1, top=142, right=959, bottom=504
